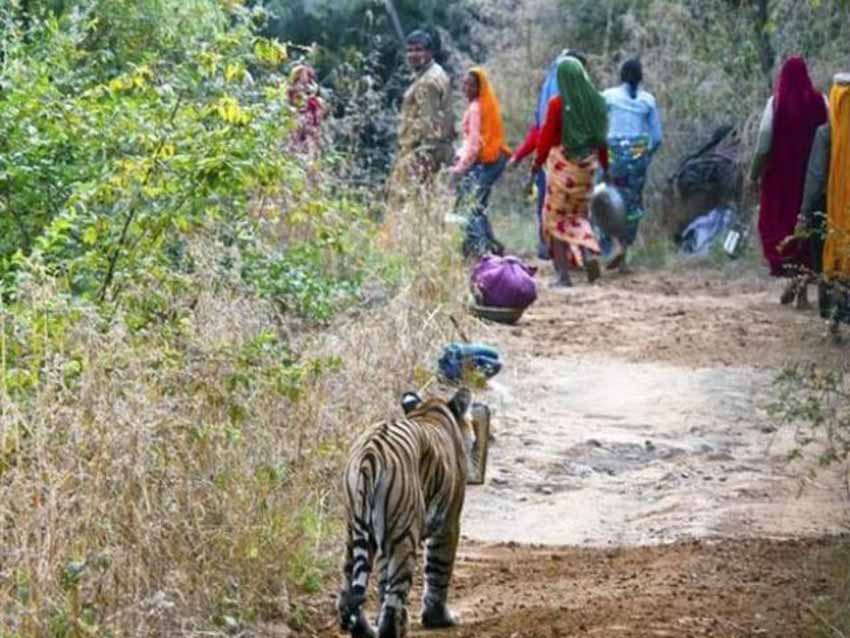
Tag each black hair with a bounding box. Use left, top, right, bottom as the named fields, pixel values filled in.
left=563, top=49, right=589, bottom=69
left=620, top=57, right=643, bottom=98
left=406, top=29, right=434, bottom=52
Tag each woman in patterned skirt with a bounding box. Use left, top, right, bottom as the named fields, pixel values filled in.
left=532, top=57, right=609, bottom=286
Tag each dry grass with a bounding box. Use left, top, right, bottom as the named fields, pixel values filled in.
left=0, top=180, right=471, bottom=635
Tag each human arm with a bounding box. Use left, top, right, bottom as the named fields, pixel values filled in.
left=749, top=98, right=773, bottom=182
left=510, top=124, right=539, bottom=165
left=799, top=124, right=831, bottom=227
left=533, top=97, right=562, bottom=172
left=452, top=102, right=482, bottom=174
left=647, top=99, right=662, bottom=153
left=597, top=145, right=609, bottom=173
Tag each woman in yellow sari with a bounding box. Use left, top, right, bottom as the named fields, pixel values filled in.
left=801, top=73, right=850, bottom=335
left=532, top=58, right=609, bottom=286
left=822, top=76, right=850, bottom=281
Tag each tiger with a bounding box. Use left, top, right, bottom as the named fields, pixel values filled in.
left=336, top=387, right=489, bottom=638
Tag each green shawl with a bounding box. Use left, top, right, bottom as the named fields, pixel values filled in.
left=557, top=58, right=608, bottom=159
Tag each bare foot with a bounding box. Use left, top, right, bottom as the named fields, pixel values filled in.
left=585, top=259, right=601, bottom=284
left=551, top=277, right=573, bottom=288
left=780, top=280, right=797, bottom=305
left=606, top=252, right=625, bottom=271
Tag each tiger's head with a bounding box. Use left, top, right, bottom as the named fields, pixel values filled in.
left=401, top=388, right=469, bottom=415
left=400, top=388, right=489, bottom=484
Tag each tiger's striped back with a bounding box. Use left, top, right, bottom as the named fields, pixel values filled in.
left=337, top=389, right=472, bottom=638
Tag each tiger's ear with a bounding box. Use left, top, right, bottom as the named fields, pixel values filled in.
left=448, top=388, right=472, bottom=420
left=401, top=391, right=422, bottom=414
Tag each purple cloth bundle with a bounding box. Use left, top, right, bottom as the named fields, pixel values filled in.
left=471, top=255, right=538, bottom=310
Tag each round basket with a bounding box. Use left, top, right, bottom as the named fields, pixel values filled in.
left=469, top=303, right=526, bottom=325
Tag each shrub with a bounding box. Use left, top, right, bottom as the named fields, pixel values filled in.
left=0, top=1, right=472, bottom=634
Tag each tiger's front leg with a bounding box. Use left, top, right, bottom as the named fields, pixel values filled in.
left=420, top=520, right=460, bottom=629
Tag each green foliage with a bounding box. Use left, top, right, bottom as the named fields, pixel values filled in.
left=560, top=0, right=653, bottom=54
left=261, top=0, right=488, bottom=100
left=0, top=5, right=391, bottom=629
left=769, top=364, right=850, bottom=467
left=244, top=242, right=361, bottom=323
left=0, top=1, right=461, bottom=635
left=0, top=0, right=377, bottom=328
left=2, top=1, right=278, bottom=296
left=263, top=0, right=478, bottom=61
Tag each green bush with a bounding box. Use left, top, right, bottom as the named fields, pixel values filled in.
left=0, top=2, right=412, bottom=634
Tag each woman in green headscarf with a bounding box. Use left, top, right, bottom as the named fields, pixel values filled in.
left=532, top=57, right=609, bottom=286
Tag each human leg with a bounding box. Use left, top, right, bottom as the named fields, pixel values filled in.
left=473, top=155, right=508, bottom=214
left=583, top=247, right=601, bottom=283
left=535, top=169, right=550, bottom=259
left=550, top=239, right=572, bottom=287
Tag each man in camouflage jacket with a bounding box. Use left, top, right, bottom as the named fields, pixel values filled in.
left=386, top=30, right=455, bottom=211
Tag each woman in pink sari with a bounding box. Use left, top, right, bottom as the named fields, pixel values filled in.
left=287, top=64, right=326, bottom=155
left=751, top=56, right=828, bottom=307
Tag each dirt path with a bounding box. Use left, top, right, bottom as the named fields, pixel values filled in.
left=320, top=263, right=849, bottom=638
left=465, top=265, right=847, bottom=547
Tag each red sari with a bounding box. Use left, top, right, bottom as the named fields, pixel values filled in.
left=758, top=57, right=827, bottom=277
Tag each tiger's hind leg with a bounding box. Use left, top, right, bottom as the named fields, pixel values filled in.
left=375, top=531, right=417, bottom=638
left=421, top=520, right=460, bottom=629
left=337, top=525, right=376, bottom=638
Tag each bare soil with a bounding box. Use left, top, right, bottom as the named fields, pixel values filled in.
left=313, top=263, right=849, bottom=638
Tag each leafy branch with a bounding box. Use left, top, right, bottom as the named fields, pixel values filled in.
left=97, top=91, right=185, bottom=303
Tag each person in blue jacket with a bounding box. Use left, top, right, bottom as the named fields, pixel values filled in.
left=601, top=57, right=663, bottom=271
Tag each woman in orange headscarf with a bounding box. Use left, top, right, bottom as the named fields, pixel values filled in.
left=452, top=67, right=511, bottom=256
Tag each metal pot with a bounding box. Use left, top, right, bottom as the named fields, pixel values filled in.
left=590, top=182, right=627, bottom=240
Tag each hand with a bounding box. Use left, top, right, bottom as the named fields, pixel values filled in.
left=525, top=169, right=537, bottom=195
left=778, top=223, right=807, bottom=253
left=506, top=157, right=517, bottom=171
left=449, top=168, right=465, bottom=187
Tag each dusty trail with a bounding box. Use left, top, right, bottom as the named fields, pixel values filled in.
left=464, top=266, right=847, bottom=547
left=323, top=264, right=849, bottom=638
